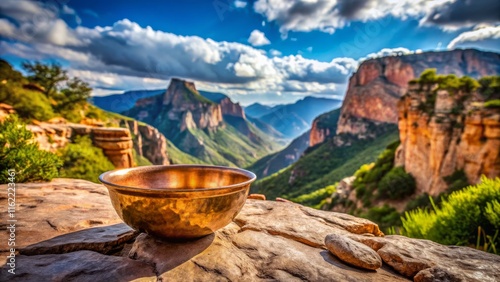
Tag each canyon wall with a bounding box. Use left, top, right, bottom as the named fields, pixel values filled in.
left=123, top=120, right=170, bottom=165
left=395, top=84, right=500, bottom=195
left=336, top=49, right=500, bottom=139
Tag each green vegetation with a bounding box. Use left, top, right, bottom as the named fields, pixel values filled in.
left=0, top=116, right=61, bottom=183
left=415, top=69, right=480, bottom=94
left=401, top=177, right=500, bottom=253
left=0, top=59, right=114, bottom=124
left=132, top=149, right=153, bottom=166
left=484, top=99, right=500, bottom=109
left=352, top=140, right=408, bottom=205
left=253, top=129, right=399, bottom=200
left=291, top=184, right=336, bottom=209
left=361, top=205, right=401, bottom=231
left=412, top=70, right=500, bottom=116
left=377, top=167, right=416, bottom=200
left=58, top=136, right=115, bottom=182
left=478, top=76, right=500, bottom=100
left=166, top=140, right=207, bottom=165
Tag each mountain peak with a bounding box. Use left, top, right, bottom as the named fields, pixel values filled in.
left=163, top=78, right=214, bottom=106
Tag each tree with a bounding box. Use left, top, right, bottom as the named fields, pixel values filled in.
left=21, top=61, right=68, bottom=98
left=55, top=77, right=92, bottom=113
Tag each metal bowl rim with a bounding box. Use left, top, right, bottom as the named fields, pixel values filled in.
left=99, top=164, right=257, bottom=193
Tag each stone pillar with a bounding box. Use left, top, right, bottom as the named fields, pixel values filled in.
left=92, top=128, right=134, bottom=168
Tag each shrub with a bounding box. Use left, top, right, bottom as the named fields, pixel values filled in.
left=361, top=205, right=401, bottom=231
left=58, top=135, right=114, bottom=182
left=292, top=184, right=336, bottom=208
left=377, top=167, right=416, bottom=200
left=401, top=177, right=500, bottom=252
left=405, top=193, right=433, bottom=212
left=0, top=116, right=61, bottom=183
left=484, top=99, right=500, bottom=109
left=443, top=170, right=469, bottom=194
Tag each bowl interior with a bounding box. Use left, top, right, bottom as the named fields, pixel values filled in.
left=100, top=165, right=255, bottom=191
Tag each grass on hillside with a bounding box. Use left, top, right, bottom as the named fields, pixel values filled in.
left=253, top=130, right=399, bottom=200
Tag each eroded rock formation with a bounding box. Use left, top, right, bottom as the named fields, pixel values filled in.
left=1, top=179, right=498, bottom=281
left=396, top=84, right=500, bottom=195
left=123, top=120, right=170, bottom=165
left=219, top=96, right=245, bottom=119
left=92, top=127, right=134, bottom=168
left=337, top=49, right=500, bottom=139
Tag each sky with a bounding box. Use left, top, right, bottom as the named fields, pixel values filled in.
left=0, top=0, right=499, bottom=105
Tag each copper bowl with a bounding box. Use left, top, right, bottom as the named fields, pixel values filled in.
left=99, top=165, right=256, bottom=239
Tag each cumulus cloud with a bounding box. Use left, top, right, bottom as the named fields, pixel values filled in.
left=252, top=0, right=499, bottom=35
left=0, top=1, right=357, bottom=100
left=0, top=0, right=80, bottom=45
left=422, top=0, right=500, bottom=30
left=447, top=25, right=500, bottom=51
left=248, top=29, right=271, bottom=46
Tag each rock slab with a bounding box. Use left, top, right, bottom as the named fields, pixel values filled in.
left=1, top=179, right=499, bottom=281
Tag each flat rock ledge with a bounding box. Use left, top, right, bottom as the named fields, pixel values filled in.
left=1, top=179, right=499, bottom=282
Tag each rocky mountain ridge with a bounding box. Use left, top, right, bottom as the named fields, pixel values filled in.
left=335, top=49, right=500, bottom=142
left=123, top=78, right=280, bottom=167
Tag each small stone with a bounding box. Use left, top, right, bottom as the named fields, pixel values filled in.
left=325, top=233, right=382, bottom=270
left=248, top=193, right=266, bottom=200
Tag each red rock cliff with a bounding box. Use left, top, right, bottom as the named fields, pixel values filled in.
left=220, top=97, right=245, bottom=119
left=337, top=49, right=500, bottom=138
left=395, top=83, right=500, bottom=195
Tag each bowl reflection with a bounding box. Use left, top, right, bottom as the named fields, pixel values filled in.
left=99, top=165, right=256, bottom=239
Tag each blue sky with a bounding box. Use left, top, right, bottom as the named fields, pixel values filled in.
left=1, top=0, right=499, bottom=105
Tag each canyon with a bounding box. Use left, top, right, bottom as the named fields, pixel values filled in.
left=123, top=78, right=280, bottom=167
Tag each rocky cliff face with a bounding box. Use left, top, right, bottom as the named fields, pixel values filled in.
left=123, top=120, right=170, bottom=165
left=395, top=83, right=500, bottom=195
left=26, top=122, right=134, bottom=168
left=128, top=78, right=224, bottom=136
left=24, top=118, right=168, bottom=168
left=164, top=78, right=223, bottom=131
left=123, top=79, right=279, bottom=167
left=337, top=49, right=500, bottom=139
left=219, top=96, right=245, bottom=119
left=309, top=109, right=341, bottom=147
left=2, top=178, right=499, bottom=281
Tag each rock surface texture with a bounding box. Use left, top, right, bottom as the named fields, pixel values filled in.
left=336, top=49, right=500, bottom=140
left=1, top=179, right=499, bottom=281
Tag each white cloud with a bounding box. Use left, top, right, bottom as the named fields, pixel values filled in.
left=0, top=0, right=80, bottom=46
left=269, top=49, right=282, bottom=56
left=448, top=25, right=500, bottom=51
left=0, top=1, right=358, bottom=101
left=306, top=46, right=313, bottom=52
left=247, top=29, right=271, bottom=46
left=253, top=0, right=499, bottom=35
left=234, top=1, right=247, bottom=8
left=360, top=47, right=414, bottom=61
